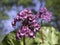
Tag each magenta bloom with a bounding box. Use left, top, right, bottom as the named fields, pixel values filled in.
left=12, top=7, right=51, bottom=40
left=16, top=26, right=35, bottom=39
left=37, top=7, right=51, bottom=22
left=12, top=9, right=40, bottom=39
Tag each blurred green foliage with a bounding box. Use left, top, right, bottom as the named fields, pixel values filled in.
left=0, top=12, right=9, bottom=20
left=0, top=0, right=33, bottom=7
left=2, top=26, right=59, bottom=45
left=46, top=0, right=60, bottom=19
left=0, top=0, right=60, bottom=45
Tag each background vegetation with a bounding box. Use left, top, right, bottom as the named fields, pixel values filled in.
left=0, top=0, right=60, bottom=45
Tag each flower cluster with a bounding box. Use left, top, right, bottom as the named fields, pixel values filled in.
left=16, top=26, right=35, bottom=39
left=12, top=9, right=40, bottom=39
left=12, top=9, right=32, bottom=26
left=12, top=7, right=51, bottom=40
left=37, top=7, right=51, bottom=22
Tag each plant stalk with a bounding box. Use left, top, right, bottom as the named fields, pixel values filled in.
left=41, top=29, right=44, bottom=43
left=23, top=36, right=26, bottom=45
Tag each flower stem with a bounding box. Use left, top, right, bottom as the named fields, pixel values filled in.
left=23, top=36, right=26, bottom=45
left=41, top=29, right=44, bottom=43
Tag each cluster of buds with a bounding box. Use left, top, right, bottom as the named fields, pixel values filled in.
left=12, top=7, right=51, bottom=40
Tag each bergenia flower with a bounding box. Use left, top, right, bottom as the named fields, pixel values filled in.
left=16, top=26, right=35, bottom=39
left=12, top=7, right=51, bottom=40
left=37, top=7, right=52, bottom=22
left=12, top=9, right=40, bottom=39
